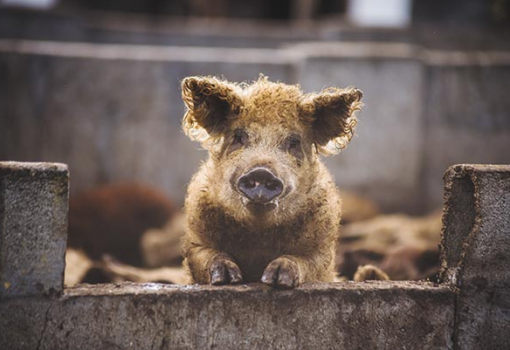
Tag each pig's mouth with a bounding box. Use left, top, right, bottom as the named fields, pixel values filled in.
left=235, top=167, right=287, bottom=212
left=242, top=197, right=279, bottom=212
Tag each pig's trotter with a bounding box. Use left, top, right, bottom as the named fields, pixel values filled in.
left=353, top=264, right=389, bottom=281
left=261, top=257, right=300, bottom=289
left=210, top=254, right=243, bottom=285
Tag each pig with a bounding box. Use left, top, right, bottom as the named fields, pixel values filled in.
left=68, top=183, right=176, bottom=267
left=181, top=76, right=362, bottom=288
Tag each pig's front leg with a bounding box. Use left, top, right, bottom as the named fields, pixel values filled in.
left=209, top=252, right=243, bottom=285
left=185, top=245, right=243, bottom=285
left=261, top=255, right=301, bottom=289
left=261, top=253, right=333, bottom=289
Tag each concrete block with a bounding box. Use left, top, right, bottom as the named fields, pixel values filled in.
left=0, top=281, right=454, bottom=350
left=441, top=164, right=510, bottom=350
left=0, top=161, right=68, bottom=298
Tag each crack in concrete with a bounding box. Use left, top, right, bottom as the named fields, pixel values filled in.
left=36, top=302, right=53, bottom=350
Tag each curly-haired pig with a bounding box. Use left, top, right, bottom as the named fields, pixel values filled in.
left=181, top=76, right=362, bottom=288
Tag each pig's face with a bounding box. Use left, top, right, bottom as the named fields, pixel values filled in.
left=182, top=76, right=362, bottom=225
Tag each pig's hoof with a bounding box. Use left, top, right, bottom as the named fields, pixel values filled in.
left=353, top=264, right=389, bottom=281
left=210, top=256, right=243, bottom=285
left=261, top=257, right=299, bottom=289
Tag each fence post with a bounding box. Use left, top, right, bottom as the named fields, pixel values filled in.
left=441, top=164, right=510, bottom=350
left=0, top=162, right=68, bottom=298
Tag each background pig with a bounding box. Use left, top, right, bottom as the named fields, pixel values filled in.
left=181, top=75, right=362, bottom=288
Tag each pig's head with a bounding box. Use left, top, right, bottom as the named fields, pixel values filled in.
left=182, top=76, right=362, bottom=225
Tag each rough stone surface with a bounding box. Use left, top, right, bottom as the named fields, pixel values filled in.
left=0, top=281, right=454, bottom=350
left=0, top=161, right=68, bottom=298
left=441, top=164, right=510, bottom=350
left=4, top=161, right=510, bottom=349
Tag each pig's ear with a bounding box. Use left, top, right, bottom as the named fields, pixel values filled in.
left=181, top=76, right=243, bottom=144
left=300, top=87, right=362, bottom=155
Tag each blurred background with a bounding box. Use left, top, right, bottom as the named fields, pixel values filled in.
left=1, top=0, right=509, bottom=285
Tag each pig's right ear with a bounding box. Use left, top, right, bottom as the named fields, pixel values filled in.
left=300, top=87, right=362, bottom=155
left=181, top=76, right=242, bottom=145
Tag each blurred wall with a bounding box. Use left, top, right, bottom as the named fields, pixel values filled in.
left=0, top=36, right=509, bottom=213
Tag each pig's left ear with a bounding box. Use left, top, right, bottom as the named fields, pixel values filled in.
left=181, top=76, right=243, bottom=145
left=299, top=87, right=362, bottom=155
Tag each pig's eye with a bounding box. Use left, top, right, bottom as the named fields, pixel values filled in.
left=287, top=138, right=301, bottom=150
left=229, top=129, right=248, bottom=152
left=284, top=135, right=304, bottom=160
left=233, top=130, right=247, bottom=145
left=285, top=136, right=301, bottom=151
left=233, top=133, right=245, bottom=145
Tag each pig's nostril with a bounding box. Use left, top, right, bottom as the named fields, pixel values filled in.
left=266, top=181, right=277, bottom=191
left=237, top=168, right=284, bottom=204
left=246, top=179, right=256, bottom=188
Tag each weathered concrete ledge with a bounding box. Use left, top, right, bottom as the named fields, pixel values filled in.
left=441, top=164, right=510, bottom=350
left=2, top=162, right=510, bottom=350
left=0, top=281, right=454, bottom=350
left=0, top=162, right=68, bottom=298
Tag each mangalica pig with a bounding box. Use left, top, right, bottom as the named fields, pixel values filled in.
left=181, top=76, right=362, bottom=288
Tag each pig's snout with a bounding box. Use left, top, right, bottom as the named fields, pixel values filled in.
left=237, top=168, right=284, bottom=204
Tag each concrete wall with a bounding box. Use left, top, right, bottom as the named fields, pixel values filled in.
left=440, top=164, right=510, bottom=349
left=0, top=40, right=509, bottom=212
left=422, top=58, right=510, bottom=211
left=0, top=162, right=68, bottom=298
left=2, top=161, right=510, bottom=349
left=0, top=282, right=454, bottom=350
left=0, top=42, right=294, bottom=205
left=294, top=43, right=425, bottom=212
left=0, top=161, right=455, bottom=349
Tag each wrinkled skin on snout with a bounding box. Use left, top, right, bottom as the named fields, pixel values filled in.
left=181, top=76, right=362, bottom=288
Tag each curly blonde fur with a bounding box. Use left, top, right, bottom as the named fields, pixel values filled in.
left=180, top=75, right=363, bottom=288
left=299, top=86, right=362, bottom=155
left=181, top=75, right=362, bottom=155
left=182, top=76, right=243, bottom=147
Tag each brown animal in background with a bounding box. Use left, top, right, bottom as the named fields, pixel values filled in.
left=336, top=211, right=442, bottom=281
left=68, top=183, right=176, bottom=267
left=181, top=76, right=362, bottom=288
